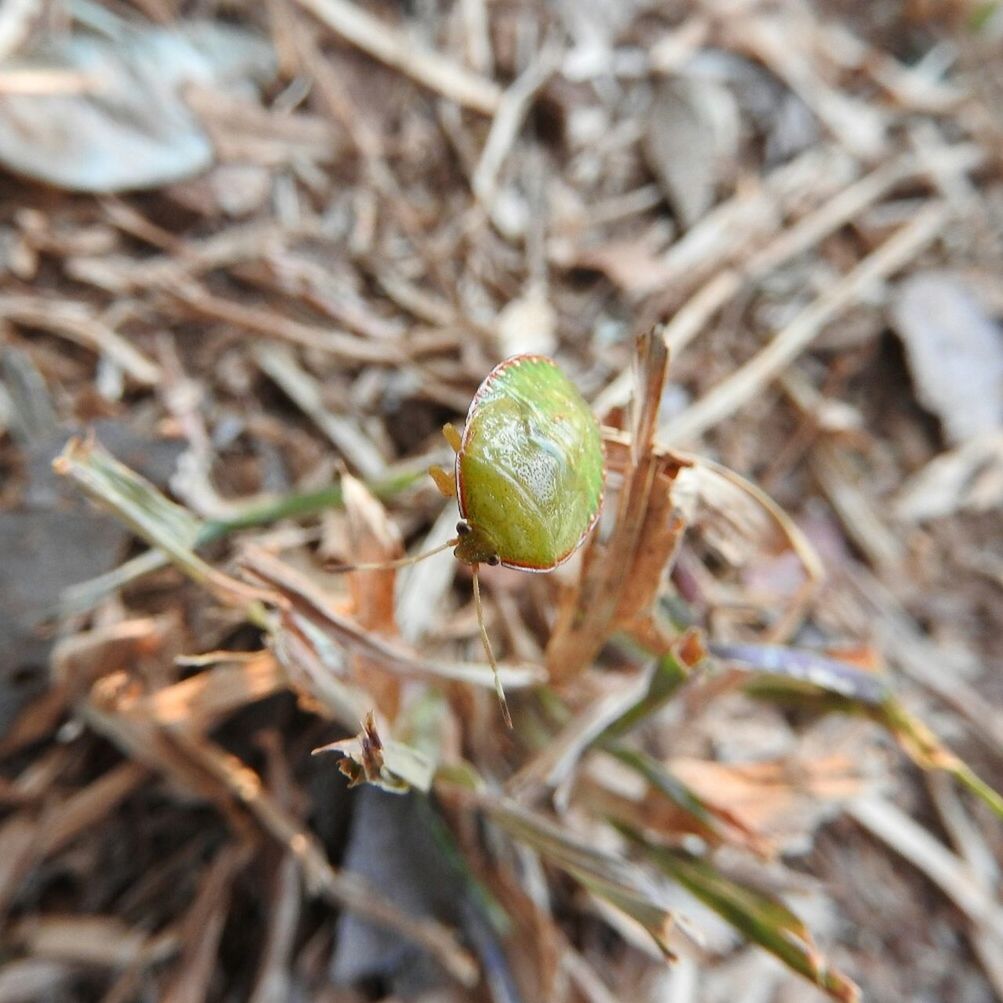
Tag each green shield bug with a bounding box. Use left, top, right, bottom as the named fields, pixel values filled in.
left=342, top=355, right=605, bottom=726
left=436, top=354, right=604, bottom=571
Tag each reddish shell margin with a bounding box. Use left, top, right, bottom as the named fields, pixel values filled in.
left=455, top=354, right=606, bottom=573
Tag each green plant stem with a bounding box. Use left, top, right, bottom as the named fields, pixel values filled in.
left=59, top=468, right=426, bottom=615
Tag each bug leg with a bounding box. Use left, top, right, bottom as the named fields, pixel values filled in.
left=472, top=567, right=512, bottom=728
left=428, top=465, right=456, bottom=498
left=442, top=423, right=462, bottom=454
left=323, top=537, right=459, bottom=573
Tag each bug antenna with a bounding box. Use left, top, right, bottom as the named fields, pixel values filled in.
left=472, top=567, right=512, bottom=729
left=325, top=538, right=459, bottom=574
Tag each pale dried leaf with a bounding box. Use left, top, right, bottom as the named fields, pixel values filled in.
left=890, top=272, right=1003, bottom=445
left=0, top=21, right=275, bottom=192
left=0, top=960, right=73, bottom=1003
left=397, top=504, right=459, bottom=644
left=644, top=76, right=740, bottom=229
left=894, top=430, right=1003, bottom=521
left=495, top=284, right=557, bottom=358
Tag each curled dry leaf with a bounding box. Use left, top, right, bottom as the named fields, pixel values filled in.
left=313, top=710, right=435, bottom=793
left=0, top=20, right=275, bottom=192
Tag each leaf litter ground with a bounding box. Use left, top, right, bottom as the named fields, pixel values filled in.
left=1, top=2, right=1002, bottom=1002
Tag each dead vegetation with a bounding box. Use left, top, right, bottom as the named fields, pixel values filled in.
left=1, top=1, right=1002, bottom=1001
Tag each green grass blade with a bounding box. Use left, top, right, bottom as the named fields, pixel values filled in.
left=601, top=644, right=696, bottom=739
left=54, top=436, right=263, bottom=608
left=482, top=799, right=676, bottom=959
left=620, top=827, right=859, bottom=1002
left=742, top=668, right=1003, bottom=822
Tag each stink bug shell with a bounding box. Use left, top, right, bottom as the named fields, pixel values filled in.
left=454, top=355, right=604, bottom=571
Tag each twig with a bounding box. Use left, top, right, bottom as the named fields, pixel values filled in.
left=0, top=295, right=160, bottom=386
left=295, top=0, right=502, bottom=114
left=170, top=283, right=405, bottom=365
left=472, top=45, right=559, bottom=212
left=664, top=201, right=949, bottom=444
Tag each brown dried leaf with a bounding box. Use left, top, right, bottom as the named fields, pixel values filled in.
left=342, top=472, right=402, bottom=633
left=135, top=651, right=285, bottom=731
left=547, top=330, right=676, bottom=682
left=668, top=753, right=866, bottom=841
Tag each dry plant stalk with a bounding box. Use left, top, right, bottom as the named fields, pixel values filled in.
left=546, top=329, right=692, bottom=682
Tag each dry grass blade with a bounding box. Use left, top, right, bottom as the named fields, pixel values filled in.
left=5, top=1, right=1002, bottom=998
left=53, top=436, right=268, bottom=609
left=710, top=642, right=889, bottom=704
left=810, top=439, right=905, bottom=574
left=878, top=702, right=1003, bottom=821
left=0, top=295, right=160, bottom=385
left=171, top=283, right=405, bottom=365
left=171, top=733, right=479, bottom=986
left=850, top=796, right=1003, bottom=969
left=0, top=761, right=148, bottom=915
left=594, top=145, right=984, bottom=414
left=248, top=853, right=300, bottom=1003
left=743, top=668, right=1003, bottom=820
left=0, top=0, right=38, bottom=63
left=10, top=915, right=173, bottom=968
left=241, top=544, right=544, bottom=692
left=473, top=43, right=558, bottom=212
left=548, top=329, right=683, bottom=681
left=602, top=641, right=702, bottom=738
left=0, top=960, right=74, bottom=1003
left=161, top=846, right=248, bottom=1003
left=594, top=744, right=769, bottom=856
left=506, top=670, right=653, bottom=803
left=58, top=466, right=428, bottom=615
left=677, top=455, right=825, bottom=641
left=255, top=345, right=388, bottom=479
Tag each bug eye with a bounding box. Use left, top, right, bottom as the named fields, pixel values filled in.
left=487, top=555, right=500, bottom=566
left=456, top=521, right=470, bottom=536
